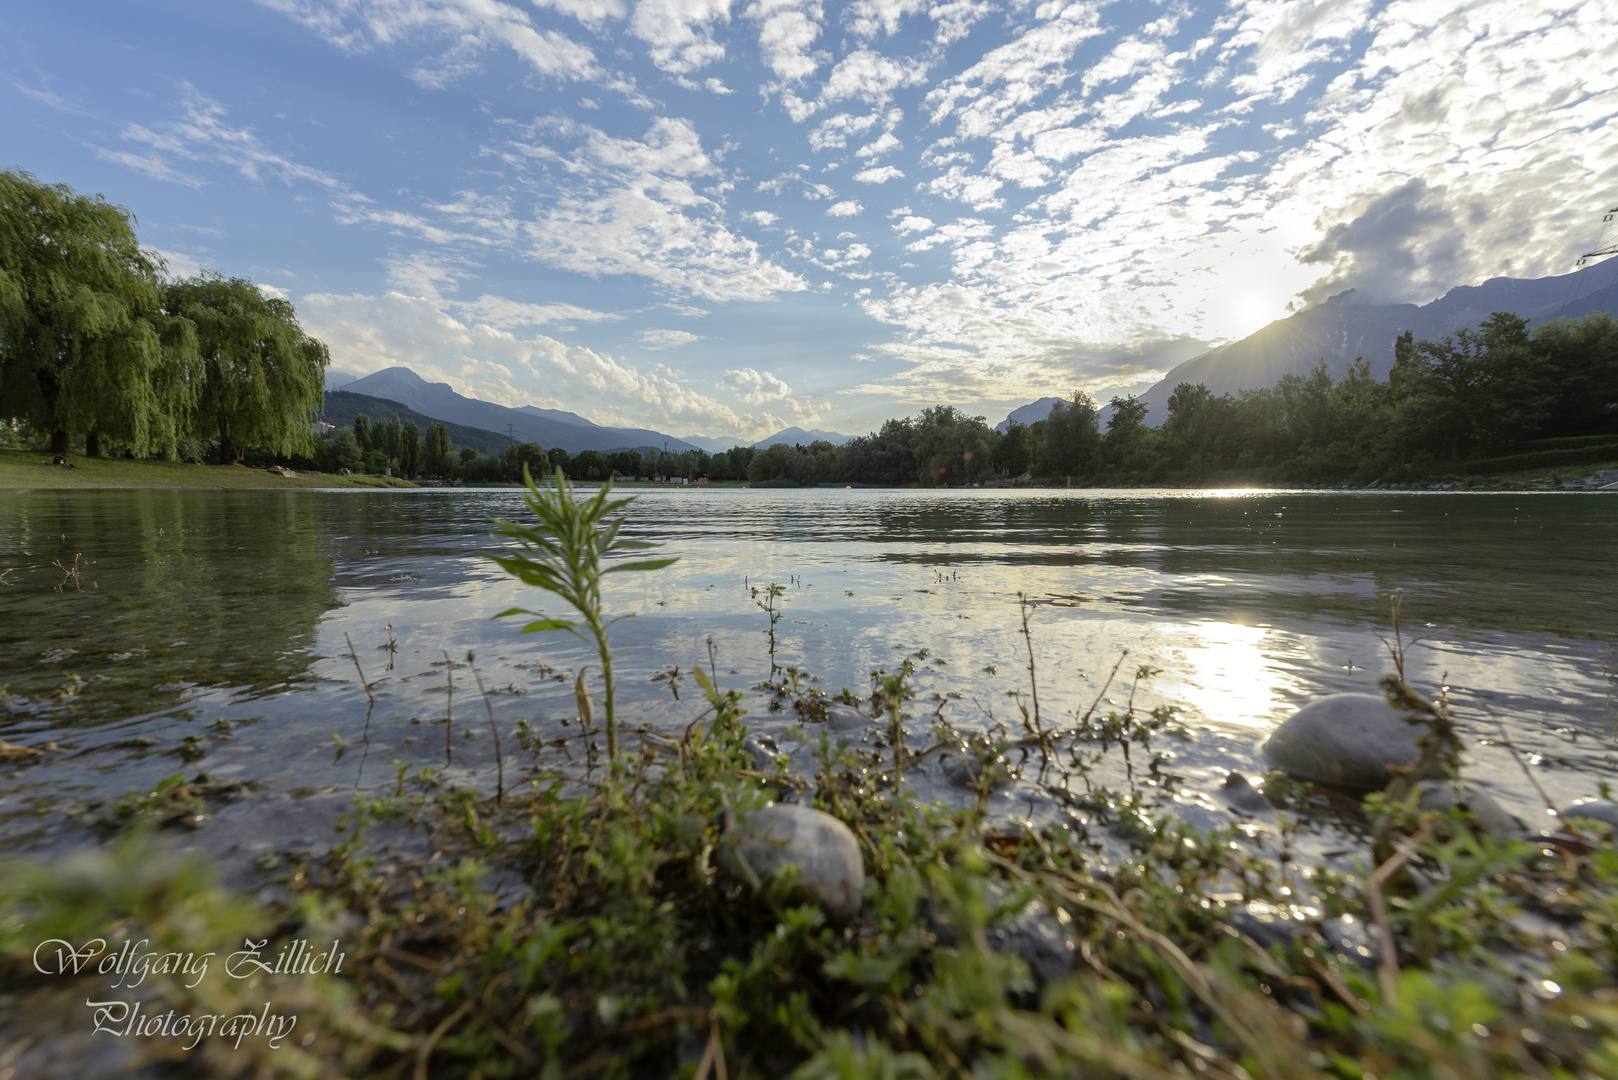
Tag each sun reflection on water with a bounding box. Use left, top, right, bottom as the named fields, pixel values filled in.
left=1155, top=620, right=1305, bottom=731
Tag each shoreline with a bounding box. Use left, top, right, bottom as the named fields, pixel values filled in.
left=0, top=449, right=418, bottom=490
left=6, top=449, right=1615, bottom=493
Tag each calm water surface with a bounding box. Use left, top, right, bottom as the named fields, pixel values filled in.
left=2, top=487, right=1615, bottom=870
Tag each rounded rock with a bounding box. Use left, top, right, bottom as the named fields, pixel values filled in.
left=717, top=803, right=864, bottom=922
left=825, top=704, right=879, bottom=732
left=743, top=734, right=782, bottom=771
left=1564, top=798, right=1618, bottom=830
left=1221, top=771, right=1271, bottom=813
left=1415, top=780, right=1520, bottom=835
left=1261, top=693, right=1447, bottom=789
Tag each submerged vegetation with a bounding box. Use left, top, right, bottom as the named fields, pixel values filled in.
left=3, top=474, right=1617, bottom=1079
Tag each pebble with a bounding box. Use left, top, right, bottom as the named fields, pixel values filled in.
left=716, top=803, right=864, bottom=922
left=936, top=882, right=1077, bottom=986
left=940, top=750, right=1009, bottom=790
left=1261, top=693, right=1448, bottom=788
left=1321, top=914, right=1379, bottom=968
left=1415, top=779, right=1519, bottom=835
left=1221, top=772, right=1271, bottom=813
left=1564, top=798, right=1618, bottom=830
left=986, top=896, right=1076, bottom=986
left=743, top=734, right=781, bottom=771
left=1224, top=900, right=1308, bottom=948
left=825, top=704, right=879, bottom=732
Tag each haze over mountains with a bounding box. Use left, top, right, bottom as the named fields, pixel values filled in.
left=325, top=368, right=857, bottom=455
left=680, top=428, right=853, bottom=452
left=331, top=367, right=701, bottom=454
left=326, top=264, right=1616, bottom=453
left=1000, top=261, right=1618, bottom=429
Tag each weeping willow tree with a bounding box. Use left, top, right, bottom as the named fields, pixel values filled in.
left=0, top=169, right=198, bottom=457
left=163, top=272, right=329, bottom=465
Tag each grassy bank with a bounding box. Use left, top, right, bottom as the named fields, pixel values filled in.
left=3, top=655, right=1616, bottom=1079
left=2, top=473, right=1615, bottom=1078
left=0, top=448, right=418, bottom=490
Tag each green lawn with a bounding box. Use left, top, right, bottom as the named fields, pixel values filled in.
left=0, top=448, right=417, bottom=490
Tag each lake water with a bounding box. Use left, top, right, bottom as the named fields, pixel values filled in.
left=2, top=486, right=1615, bottom=875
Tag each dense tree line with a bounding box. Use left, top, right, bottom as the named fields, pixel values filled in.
left=315, top=309, right=1617, bottom=487
left=0, top=170, right=328, bottom=462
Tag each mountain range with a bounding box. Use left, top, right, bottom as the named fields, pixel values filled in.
left=999, top=259, right=1618, bottom=429
left=330, top=367, right=701, bottom=454
left=752, top=427, right=853, bottom=448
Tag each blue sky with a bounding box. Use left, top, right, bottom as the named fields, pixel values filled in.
left=4, top=0, right=1615, bottom=440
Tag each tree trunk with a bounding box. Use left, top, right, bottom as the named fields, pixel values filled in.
left=51, top=429, right=71, bottom=457
left=219, top=421, right=242, bottom=465
left=87, top=430, right=102, bottom=457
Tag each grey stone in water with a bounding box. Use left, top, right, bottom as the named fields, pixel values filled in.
left=941, top=882, right=1076, bottom=986
left=743, top=734, right=781, bottom=771
left=1321, top=914, right=1379, bottom=968
left=825, top=703, right=879, bottom=732
left=1221, top=772, right=1271, bottom=813
left=1224, top=900, right=1308, bottom=948
left=1261, top=693, right=1447, bottom=788
left=1564, top=798, right=1618, bottom=830
left=986, top=897, right=1077, bottom=986
left=940, top=750, right=1009, bottom=790
left=1415, top=779, right=1520, bottom=835
left=716, top=803, right=864, bottom=922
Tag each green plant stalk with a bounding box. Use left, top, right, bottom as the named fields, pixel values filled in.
left=490, top=464, right=675, bottom=780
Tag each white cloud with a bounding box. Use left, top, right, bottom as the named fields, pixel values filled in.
left=854, top=164, right=905, bottom=183
left=926, top=165, right=1004, bottom=209
left=827, top=199, right=864, bottom=216
left=855, top=131, right=900, bottom=158
left=300, top=289, right=762, bottom=433
left=1222, top=0, right=1374, bottom=104
left=629, top=0, right=731, bottom=74
left=458, top=295, right=623, bottom=327
left=637, top=327, right=704, bottom=347
left=845, top=0, right=923, bottom=38
left=927, top=0, right=993, bottom=45
left=925, top=2, right=1106, bottom=127
left=149, top=248, right=209, bottom=279
left=14, top=83, right=92, bottom=115
left=383, top=250, right=479, bottom=298
left=534, top=0, right=629, bottom=30
left=721, top=366, right=793, bottom=403
left=108, top=84, right=359, bottom=197
left=808, top=109, right=887, bottom=150
left=745, top=0, right=824, bottom=82
left=822, top=49, right=928, bottom=106
left=471, top=116, right=808, bottom=302
left=256, top=0, right=600, bottom=85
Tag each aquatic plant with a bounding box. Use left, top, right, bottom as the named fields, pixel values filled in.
left=491, top=464, right=676, bottom=776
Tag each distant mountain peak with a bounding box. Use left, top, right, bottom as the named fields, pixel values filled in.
left=752, top=426, right=853, bottom=448
left=996, top=261, right=1618, bottom=430
left=995, top=396, right=1064, bottom=434
left=338, top=366, right=698, bottom=454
